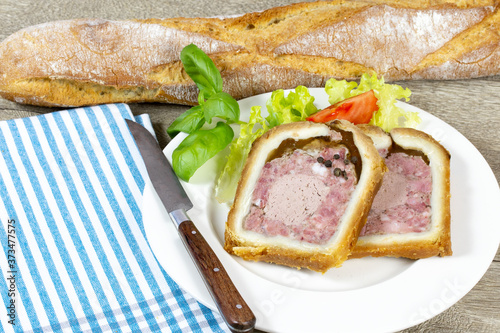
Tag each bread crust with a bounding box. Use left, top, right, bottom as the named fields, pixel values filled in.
left=351, top=125, right=452, bottom=259
left=224, top=120, right=386, bottom=272
left=1, top=0, right=500, bottom=106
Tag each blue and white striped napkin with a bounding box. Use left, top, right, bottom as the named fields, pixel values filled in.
left=0, top=104, right=229, bottom=332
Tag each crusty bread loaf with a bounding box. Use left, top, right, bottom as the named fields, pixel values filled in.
left=351, top=125, right=452, bottom=259
left=224, top=120, right=386, bottom=273
left=0, top=0, right=499, bottom=107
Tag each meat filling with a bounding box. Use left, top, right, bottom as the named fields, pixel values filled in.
left=244, top=146, right=357, bottom=245
left=360, top=152, right=432, bottom=236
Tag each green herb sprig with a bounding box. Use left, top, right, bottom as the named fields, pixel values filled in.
left=168, top=44, right=240, bottom=181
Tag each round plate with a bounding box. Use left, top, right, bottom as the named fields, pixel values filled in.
left=142, top=88, right=500, bottom=333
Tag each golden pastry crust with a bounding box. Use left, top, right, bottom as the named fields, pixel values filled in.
left=351, top=126, right=452, bottom=259
left=224, top=120, right=386, bottom=272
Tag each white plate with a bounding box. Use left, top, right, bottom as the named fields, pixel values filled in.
left=142, top=88, right=500, bottom=333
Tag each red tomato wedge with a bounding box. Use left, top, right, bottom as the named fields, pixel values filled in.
left=306, top=90, right=379, bottom=124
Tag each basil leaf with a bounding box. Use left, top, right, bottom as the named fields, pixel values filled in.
left=198, top=90, right=207, bottom=106
left=203, top=92, right=240, bottom=124
left=166, top=105, right=205, bottom=138
left=168, top=44, right=241, bottom=182
left=172, top=122, right=234, bottom=181
left=180, top=44, right=223, bottom=98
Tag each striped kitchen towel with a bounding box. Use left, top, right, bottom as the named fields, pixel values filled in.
left=0, top=104, right=229, bottom=332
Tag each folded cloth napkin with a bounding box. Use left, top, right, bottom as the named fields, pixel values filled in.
left=0, top=104, right=229, bottom=332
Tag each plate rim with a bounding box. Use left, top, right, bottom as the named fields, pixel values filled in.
left=142, top=88, right=500, bottom=333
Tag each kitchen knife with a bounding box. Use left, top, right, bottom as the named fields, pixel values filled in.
left=126, top=119, right=256, bottom=333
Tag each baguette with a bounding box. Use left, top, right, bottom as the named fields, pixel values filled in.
left=224, top=120, right=386, bottom=273
left=1, top=0, right=500, bottom=107
left=351, top=125, right=452, bottom=259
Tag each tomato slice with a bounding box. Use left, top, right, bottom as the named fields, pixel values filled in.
left=306, top=90, right=378, bottom=124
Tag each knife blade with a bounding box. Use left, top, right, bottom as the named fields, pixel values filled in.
left=126, top=119, right=256, bottom=333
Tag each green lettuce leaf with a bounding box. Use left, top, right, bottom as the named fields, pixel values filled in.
left=214, top=106, right=268, bottom=203
left=266, top=85, right=317, bottom=127
left=325, top=79, right=358, bottom=105
left=324, top=73, right=418, bottom=132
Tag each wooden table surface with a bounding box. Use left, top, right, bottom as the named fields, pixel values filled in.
left=1, top=1, right=499, bottom=332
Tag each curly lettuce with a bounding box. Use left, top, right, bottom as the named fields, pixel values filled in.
left=214, top=106, right=268, bottom=203
left=325, top=73, right=419, bottom=132
left=265, top=85, right=318, bottom=127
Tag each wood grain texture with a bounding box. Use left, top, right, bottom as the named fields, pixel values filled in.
left=178, top=220, right=256, bottom=332
left=0, top=1, right=498, bottom=332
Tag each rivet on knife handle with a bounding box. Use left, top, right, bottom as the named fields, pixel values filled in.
left=177, top=216, right=256, bottom=333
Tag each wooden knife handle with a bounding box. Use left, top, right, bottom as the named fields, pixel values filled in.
left=178, top=220, right=256, bottom=333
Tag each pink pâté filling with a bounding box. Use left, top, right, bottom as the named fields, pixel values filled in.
left=243, top=146, right=357, bottom=245
left=360, top=152, right=432, bottom=236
